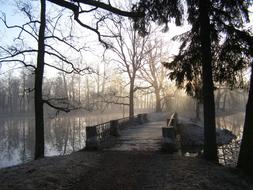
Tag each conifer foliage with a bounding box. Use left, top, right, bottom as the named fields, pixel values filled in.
left=134, top=0, right=251, bottom=162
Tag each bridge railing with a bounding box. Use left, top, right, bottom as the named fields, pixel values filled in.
left=85, top=113, right=148, bottom=150
left=162, top=112, right=179, bottom=153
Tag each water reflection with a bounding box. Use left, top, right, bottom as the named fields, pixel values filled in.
left=0, top=112, right=245, bottom=168
left=216, top=112, right=244, bottom=166
left=181, top=112, right=244, bottom=167
left=0, top=113, right=123, bottom=168
left=216, top=112, right=244, bottom=139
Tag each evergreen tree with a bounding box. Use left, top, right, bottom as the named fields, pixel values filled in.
left=230, top=29, right=253, bottom=176
left=133, top=0, right=251, bottom=162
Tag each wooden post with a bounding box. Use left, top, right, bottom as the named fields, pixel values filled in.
left=110, top=120, right=120, bottom=137
left=137, top=114, right=144, bottom=124
left=170, top=118, right=175, bottom=126
left=143, top=113, right=148, bottom=122
left=172, top=113, right=178, bottom=131
left=166, top=118, right=170, bottom=126
left=85, top=126, right=98, bottom=150
left=162, top=127, right=177, bottom=153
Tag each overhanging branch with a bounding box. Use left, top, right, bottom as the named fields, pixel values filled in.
left=49, top=0, right=144, bottom=18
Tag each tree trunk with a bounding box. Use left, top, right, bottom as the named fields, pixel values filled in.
left=215, top=89, right=221, bottom=111
left=237, top=62, right=253, bottom=175
left=199, top=0, right=218, bottom=162
left=34, top=0, right=46, bottom=159
left=62, top=73, right=69, bottom=99
left=155, top=89, right=162, bottom=112
left=78, top=75, right=81, bottom=104
left=222, top=92, right=227, bottom=111
left=195, top=99, right=201, bottom=121
left=86, top=77, right=90, bottom=109
left=129, top=80, right=134, bottom=118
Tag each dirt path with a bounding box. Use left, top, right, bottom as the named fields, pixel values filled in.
left=71, top=151, right=253, bottom=190
left=0, top=150, right=253, bottom=190
left=1, top=117, right=253, bottom=190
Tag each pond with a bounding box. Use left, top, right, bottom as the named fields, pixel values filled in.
left=180, top=111, right=245, bottom=166
left=0, top=111, right=245, bottom=168
left=0, top=113, right=126, bottom=168
left=216, top=112, right=245, bottom=166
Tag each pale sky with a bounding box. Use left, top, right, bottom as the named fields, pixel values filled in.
left=0, top=1, right=252, bottom=80
left=0, top=0, right=190, bottom=79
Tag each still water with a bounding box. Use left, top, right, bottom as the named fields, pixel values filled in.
left=0, top=112, right=245, bottom=168
left=216, top=112, right=245, bottom=166
left=216, top=112, right=244, bottom=139
left=180, top=111, right=245, bottom=166
left=0, top=113, right=124, bottom=168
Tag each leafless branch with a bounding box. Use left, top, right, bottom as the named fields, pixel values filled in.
left=99, top=100, right=129, bottom=106
left=0, top=59, right=36, bottom=69
left=48, top=0, right=144, bottom=49
left=44, top=62, right=93, bottom=75
left=45, top=35, right=87, bottom=52
left=43, top=97, right=80, bottom=113
left=49, top=0, right=143, bottom=18
left=134, top=85, right=152, bottom=92
left=0, top=13, right=39, bottom=41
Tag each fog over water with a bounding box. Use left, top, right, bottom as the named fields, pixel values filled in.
left=0, top=113, right=128, bottom=168
left=0, top=88, right=247, bottom=168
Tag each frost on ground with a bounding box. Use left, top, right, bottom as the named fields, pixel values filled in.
left=0, top=151, right=253, bottom=190
left=0, top=151, right=101, bottom=190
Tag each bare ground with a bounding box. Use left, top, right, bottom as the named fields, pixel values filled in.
left=0, top=150, right=253, bottom=190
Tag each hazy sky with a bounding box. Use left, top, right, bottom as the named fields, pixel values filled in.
left=0, top=1, right=190, bottom=79
left=1, top=1, right=251, bottom=80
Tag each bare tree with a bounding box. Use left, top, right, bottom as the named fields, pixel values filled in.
left=139, top=39, right=168, bottom=112
left=1, top=0, right=144, bottom=159
left=0, top=1, right=91, bottom=159
left=106, top=18, right=151, bottom=117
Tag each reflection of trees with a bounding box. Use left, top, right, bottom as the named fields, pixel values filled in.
left=20, top=120, right=27, bottom=162
left=215, top=88, right=247, bottom=113
left=7, top=120, right=19, bottom=159
left=0, top=113, right=124, bottom=167
left=216, top=113, right=245, bottom=167
left=51, top=117, right=65, bottom=153
left=63, top=119, right=70, bottom=154
left=71, top=119, right=76, bottom=152
left=0, top=118, right=34, bottom=167
left=50, top=116, right=84, bottom=155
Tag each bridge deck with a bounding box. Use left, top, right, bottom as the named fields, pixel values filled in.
left=107, top=121, right=165, bottom=151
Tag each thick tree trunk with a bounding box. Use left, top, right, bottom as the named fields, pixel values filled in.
left=237, top=62, right=253, bottom=175
left=129, top=80, right=134, bottom=118
left=155, top=89, right=162, bottom=112
left=34, top=0, right=46, bottom=159
left=199, top=0, right=218, bottom=162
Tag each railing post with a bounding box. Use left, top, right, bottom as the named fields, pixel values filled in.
left=171, top=118, right=175, bottom=126
left=174, top=113, right=178, bottom=124
left=85, top=126, right=98, bottom=150
left=137, top=114, right=144, bottom=124
left=162, top=127, right=177, bottom=153
left=166, top=118, right=170, bottom=126
left=162, top=112, right=178, bottom=153
left=110, top=120, right=120, bottom=137
left=172, top=113, right=178, bottom=131
left=143, top=113, right=148, bottom=123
